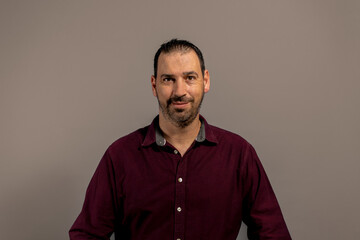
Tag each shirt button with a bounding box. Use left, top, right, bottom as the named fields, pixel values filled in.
left=178, top=177, right=183, bottom=183
left=177, top=207, right=182, bottom=212
left=174, top=149, right=178, bottom=154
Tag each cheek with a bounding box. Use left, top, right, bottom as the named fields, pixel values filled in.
left=190, top=86, right=203, bottom=97
left=157, top=88, right=171, bottom=100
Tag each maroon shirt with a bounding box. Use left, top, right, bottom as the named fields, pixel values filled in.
left=69, top=116, right=291, bottom=240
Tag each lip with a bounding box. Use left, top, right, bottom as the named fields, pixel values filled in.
left=171, top=102, right=189, bottom=107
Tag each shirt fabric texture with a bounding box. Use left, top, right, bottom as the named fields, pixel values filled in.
left=69, top=115, right=291, bottom=240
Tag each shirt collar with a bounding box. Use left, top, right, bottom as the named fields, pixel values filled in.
left=142, top=115, right=218, bottom=147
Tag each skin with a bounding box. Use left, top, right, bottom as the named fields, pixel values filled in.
left=151, top=49, right=210, bottom=156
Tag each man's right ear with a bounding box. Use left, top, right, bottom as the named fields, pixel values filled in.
left=151, top=75, right=157, bottom=97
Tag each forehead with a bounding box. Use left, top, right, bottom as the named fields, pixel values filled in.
left=157, top=50, right=201, bottom=74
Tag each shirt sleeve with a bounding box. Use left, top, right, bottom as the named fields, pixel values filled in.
left=69, top=150, right=121, bottom=239
left=241, top=145, right=292, bottom=240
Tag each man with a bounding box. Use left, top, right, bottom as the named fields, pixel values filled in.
left=69, top=39, right=291, bottom=240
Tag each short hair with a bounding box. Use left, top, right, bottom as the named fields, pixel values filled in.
left=153, top=39, right=205, bottom=78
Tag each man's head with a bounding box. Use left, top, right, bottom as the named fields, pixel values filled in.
left=151, top=39, right=210, bottom=128
left=153, top=39, right=206, bottom=78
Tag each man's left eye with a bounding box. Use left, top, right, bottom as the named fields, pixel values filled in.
left=187, top=76, right=196, bottom=80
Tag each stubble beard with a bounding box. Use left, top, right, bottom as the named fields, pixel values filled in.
left=157, top=92, right=204, bottom=128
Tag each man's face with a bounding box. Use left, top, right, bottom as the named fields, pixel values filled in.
left=151, top=50, right=210, bottom=128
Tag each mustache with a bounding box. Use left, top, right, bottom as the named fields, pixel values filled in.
left=167, top=95, right=194, bottom=105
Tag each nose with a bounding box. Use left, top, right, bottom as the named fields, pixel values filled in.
left=173, top=79, right=187, bottom=97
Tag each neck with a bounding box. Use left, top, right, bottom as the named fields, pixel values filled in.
left=158, top=113, right=201, bottom=151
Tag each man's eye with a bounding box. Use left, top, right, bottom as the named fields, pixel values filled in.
left=187, top=76, right=196, bottom=80
left=163, top=78, right=173, bottom=82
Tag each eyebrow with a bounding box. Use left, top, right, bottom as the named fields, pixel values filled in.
left=160, top=71, right=199, bottom=79
left=183, top=71, right=199, bottom=77
left=160, top=74, right=175, bottom=79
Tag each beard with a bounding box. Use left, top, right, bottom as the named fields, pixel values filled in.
left=157, top=92, right=204, bottom=128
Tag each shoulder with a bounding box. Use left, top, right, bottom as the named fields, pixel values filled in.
left=208, top=124, right=252, bottom=149
left=206, top=124, right=260, bottom=171
left=107, top=125, right=149, bottom=155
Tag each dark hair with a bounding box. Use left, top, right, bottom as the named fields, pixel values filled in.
left=153, top=39, right=205, bottom=78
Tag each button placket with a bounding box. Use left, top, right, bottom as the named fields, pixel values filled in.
left=174, top=155, right=187, bottom=240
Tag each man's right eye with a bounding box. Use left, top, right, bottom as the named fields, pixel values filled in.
left=163, top=78, right=173, bottom=82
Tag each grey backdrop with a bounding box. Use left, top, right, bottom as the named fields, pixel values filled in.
left=1, top=0, right=359, bottom=239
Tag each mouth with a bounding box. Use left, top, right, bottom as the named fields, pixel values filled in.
left=172, top=101, right=188, bottom=105
left=170, top=101, right=190, bottom=108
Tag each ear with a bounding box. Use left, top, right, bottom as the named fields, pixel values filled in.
left=203, top=70, right=210, bottom=93
left=151, top=75, right=157, bottom=97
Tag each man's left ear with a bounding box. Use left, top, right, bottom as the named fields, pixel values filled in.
left=204, top=70, right=210, bottom=93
